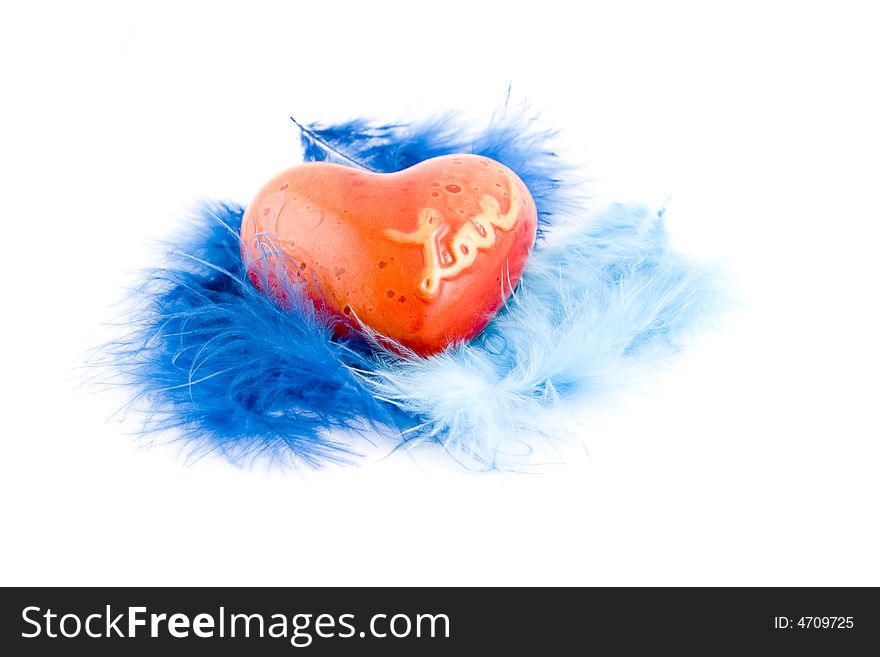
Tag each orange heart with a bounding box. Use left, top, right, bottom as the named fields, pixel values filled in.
left=240, top=154, right=538, bottom=355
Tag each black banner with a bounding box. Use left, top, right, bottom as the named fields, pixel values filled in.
left=1, top=587, right=876, bottom=654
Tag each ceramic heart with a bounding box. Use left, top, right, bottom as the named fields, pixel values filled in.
left=240, top=154, right=538, bottom=355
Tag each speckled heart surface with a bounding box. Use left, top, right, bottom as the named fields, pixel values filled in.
left=241, top=154, right=538, bottom=355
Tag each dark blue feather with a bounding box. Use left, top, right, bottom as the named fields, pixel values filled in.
left=293, top=103, right=573, bottom=238
left=104, top=202, right=406, bottom=466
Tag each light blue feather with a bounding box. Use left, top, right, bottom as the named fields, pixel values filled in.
left=359, top=203, right=720, bottom=469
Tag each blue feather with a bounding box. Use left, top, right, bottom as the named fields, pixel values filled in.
left=103, top=108, right=720, bottom=469
left=293, top=103, right=573, bottom=238
left=104, top=202, right=406, bottom=466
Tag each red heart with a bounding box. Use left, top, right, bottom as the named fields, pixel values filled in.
left=240, top=154, right=538, bottom=355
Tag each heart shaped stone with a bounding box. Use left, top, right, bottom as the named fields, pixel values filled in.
left=240, top=154, right=537, bottom=355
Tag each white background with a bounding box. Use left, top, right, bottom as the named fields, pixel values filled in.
left=1, top=0, right=878, bottom=586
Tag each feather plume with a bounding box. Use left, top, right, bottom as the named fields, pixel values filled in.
left=293, top=101, right=575, bottom=238
left=101, top=202, right=404, bottom=467
left=361, top=203, right=719, bottom=469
